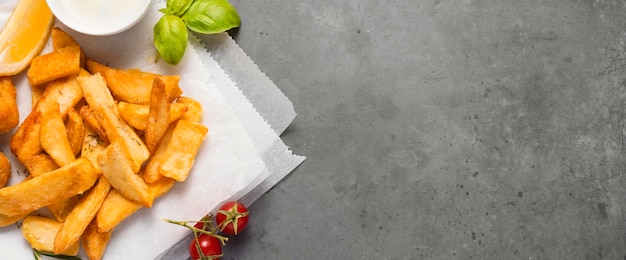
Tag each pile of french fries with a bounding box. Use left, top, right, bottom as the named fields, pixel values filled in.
left=0, top=27, right=209, bottom=259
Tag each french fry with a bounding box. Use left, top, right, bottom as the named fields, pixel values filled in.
left=48, top=195, right=80, bottom=223
left=65, top=107, right=85, bottom=156
left=0, top=157, right=97, bottom=217
left=40, top=102, right=76, bottom=167
left=78, top=73, right=149, bottom=173
left=30, top=84, right=45, bottom=107
left=98, top=142, right=152, bottom=207
left=118, top=102, right=188, bottom=131
left=27, top=45, right=82, bottom=86
left=23, top=154, right=58, bottom=177
left=81, top=123, right=107, bottom=173
left=96, top=176, right=175, bottom=233
left=54, top=176, right=111, bottom=254
left=22, top=216, right=80, bottom=256
left=82, top=220, right=112, bottom=260
left=0, top=212, right=28, bottom=227
left=145, top=77, right=170, bottom=153
left=11, top=75, right=83, bottom=164
left=86, top=60, right=182, bottom=104
left=0, top=151, right=9, bottom=188
left=0, top=76, right=18, bottom=133
left=159, top=120, right=208, bottom=181
left=176, top=96, right=204, bottom=123
left=141, top=120, right=177, bottom=183
left=79, top=105, right=109, bottom=144
left=51, top=27, right=80, bottom=50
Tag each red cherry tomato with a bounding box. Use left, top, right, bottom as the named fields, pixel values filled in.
left=189, top=234, right=222, bottom=260
left=215, top=201, right=249, bottom=235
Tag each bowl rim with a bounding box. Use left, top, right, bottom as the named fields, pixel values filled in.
left=46, top=0, right=153, bottom=36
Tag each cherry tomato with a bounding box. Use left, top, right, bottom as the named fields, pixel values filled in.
left=215, top=201, right=249, bottom=235
left=189, top=234, right=222, bottom=260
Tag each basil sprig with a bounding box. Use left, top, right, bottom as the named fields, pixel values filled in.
left=154, top=0, right=241, bottom=65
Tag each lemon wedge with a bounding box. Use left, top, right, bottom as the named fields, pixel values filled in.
left=0, top=0, right=54, bottom=76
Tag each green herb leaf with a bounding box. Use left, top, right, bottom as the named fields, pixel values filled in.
left=153, top=14, right=189, bottom=65
left=33, top=249, right=82, bottom=260
left=159, top=0, right=194, bottom=16
left=182, top=0, right=241, bottom=34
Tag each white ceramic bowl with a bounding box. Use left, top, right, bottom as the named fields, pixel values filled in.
left=46, top=0, right=152, bottom=36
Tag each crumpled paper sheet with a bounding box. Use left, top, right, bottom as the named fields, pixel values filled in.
left=0, top=0, right=305, bottom=259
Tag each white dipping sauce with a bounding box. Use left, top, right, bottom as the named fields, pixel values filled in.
left=47, top=0, right=152, bottom=36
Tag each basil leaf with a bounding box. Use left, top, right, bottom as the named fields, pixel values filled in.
left=182, top=0, right=240, bottom=34
left=159, top=0, right=194, bottom=16
left=153, top=15, right=189, bottom=65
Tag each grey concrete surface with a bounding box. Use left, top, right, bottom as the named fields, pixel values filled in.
left=223, top=0, right=626, bottom=259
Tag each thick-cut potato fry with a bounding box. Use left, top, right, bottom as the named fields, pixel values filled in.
left=40, top=102, right=76, bottom=167
left=159, top=120, right=208, bottom=181
left=55, top=176, right=111, bottom=254
left=24, top=154, right=58, bottom=177
left=176, top=96, right=204, bottom=123
left=30, top=84, right=46, bottom=107
left=86, top=60, right=182, bottom=104
left=141, top=120, right=177, bottom=183
left=11, top=75, right=83, bottom=164
left=79, top=105, right=109, bottom=144
left=83, top=220, right=112, bottom=260
left=0, top=157, right=97, bottom=216
left=22, top=216, right=79, bottom=256
left=81, top=123, right=107, bottom=173
left=0, top=76, right=18, bottom=133
left=0, top=212, right=28, bottom=227
left=78, top=73, right=149, bottom=173
left=118, top=102, right=188, bottom=131
left=50, top=27, right=85, bottom=67
left=27, top=45, right=82, bottom=86
left=51, top=27, right=80, bottom=50
left=48, top=195, right=80, bottom=223
left=96, top=177, right=175, bottom=232
left=65, top=107, right=85, bottom=156
left=98, top=142, right=152, bottom=207
left=0, top=151, right=10, bottom=188
left=145, top=77, right=170, bottom=153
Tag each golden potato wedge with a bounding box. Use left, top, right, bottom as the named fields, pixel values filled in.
left=98, top=142, right=152, bottom=207
left=81, top=123, right=107, bottom=173
left=79, top=105, right=109, bottom=144
left=78, top=73, right=149, bottom=173
left=118, top=102, right=188, bottom=131
left=86, top=60, right=182, bottom=104
left=145, top=77, right=170, bottom=153
left=0, top=157, right=97, bottom=216
left=0, top=212, right=28, bottom=227
left=65, top=107, right=85, bottom=156
left=159, top=120, right=208, bottom=181
left=96, top=177, right=175, bottom=232
left=48, top=195, right=80, bottom=223
left=55, top=176, right=111, bottom=254
left=51, top=27, right=80, bottom=50
left=0, top=76, right=18, bottom=133
left=40, top=102, right=76, bottom=167
left=22, top=216, right=79, bottom=256
left=11, top=75, right=83, bottom=164
left=24, top=153, right=58, bottom=178
left=82, top=220, right=113, bottom=260
left=27, top=45, right=82, bottom=86
left=30, top=84, right=46, bottom=107
left=141, top=120, right=177, bottom=183
left=176, top=96, right=204, bottom=123
left=0, top=151, right=10, bottom=188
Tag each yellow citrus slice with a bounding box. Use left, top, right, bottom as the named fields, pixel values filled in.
left=0, top=0, right=54, bottom=76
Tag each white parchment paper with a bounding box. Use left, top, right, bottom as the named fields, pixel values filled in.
left=0, top=0, right=305, bottom=259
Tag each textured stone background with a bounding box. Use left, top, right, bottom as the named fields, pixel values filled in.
left=224, top=0, right=626, bottom=259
